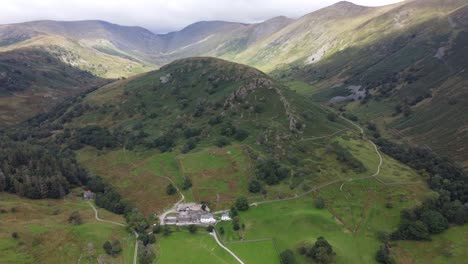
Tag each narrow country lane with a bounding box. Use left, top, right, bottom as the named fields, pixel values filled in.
left=88, top=202, right=139, bottom=264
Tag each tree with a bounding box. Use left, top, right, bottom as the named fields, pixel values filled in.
left=376, top=230, right=390, bottom=243
left=230, top=206, right=238, bottom=217
left=375, top=245, right=394, bottom=264
left=235, top=196, right=249, bottom=211
left=420, top=210, right=448, bottom=234
left=327, top=113, right=337, bottom=122
left=219, top=226, right=225, bottom=235
left=207, top=225, right=214, bottom=232
left=103, top=241, right=113, bottom=255
left=392, top=220, right=430, bottom=241
left=162, top=225, right=171, bottom=236
left=314, top=196, right=325, bottom=209
left=152, top=224, right=161, bottom=234
left=138, top=243, right=156, bottom=264
left=68, top=211, right=83, bottom=225
left=11, top=232, right=19, bottom=239
left=280, top=249, right=296, bottom=264
left=234, top=129, right=249, bottom=141
left=166, top=184, right=177, bottom=195
left=248, top=179, right=261, bottom=193
left=182, top=177, right=192, bottom=190
left=216, top=137, right=230, bottom=147
left=188, top=224, right=197, bottom=233
left=111, top=240, right=122, bottom=255
left=308, top=237, right=335, bottom=264
left=233, top=222, right=240, bottom=231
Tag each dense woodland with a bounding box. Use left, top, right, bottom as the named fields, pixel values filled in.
left=0, top=138, right=87, bottom=198
left=375, top=138, right=467, bottom=241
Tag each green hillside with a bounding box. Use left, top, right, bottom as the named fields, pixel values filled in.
left=0, top=48, right=108, bottom=125
left=277, top=0, right=468, bottom=167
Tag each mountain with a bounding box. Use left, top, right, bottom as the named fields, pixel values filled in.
left=280, top=0, right=468, bottom=167
left=0, top=48, right=107, bottom=125
left=0, top=20, right=157, bottom=78
left=0, top=0, right=466, bottom=164
left=16, top=57, right=349, bottom=213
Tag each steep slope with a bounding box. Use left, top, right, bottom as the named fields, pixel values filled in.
left=0, top=20, right=156, bottom=78
left=0, top=48, right=107, bottom=125
left=15, top=57, right=369, bottom=213
left=283, top=0, right=468, bottom=167
left=160, top=21, right=247, bottom=52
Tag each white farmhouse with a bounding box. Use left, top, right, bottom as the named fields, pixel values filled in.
left=200, top=214, right=216, bottom=224
left=221, top=213, right=232, bottom=221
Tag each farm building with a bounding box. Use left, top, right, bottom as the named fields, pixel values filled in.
left=200, top=214, right=216, bottom=224
left=83, top=190, right=95, bottom=200
left=221, top=213, right=231, bottom=221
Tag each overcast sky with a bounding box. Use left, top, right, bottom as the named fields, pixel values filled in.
left=1, top=0, right=404, bottom=33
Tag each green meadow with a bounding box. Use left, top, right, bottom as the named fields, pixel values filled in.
left=0, top=191, right=135, bottom=264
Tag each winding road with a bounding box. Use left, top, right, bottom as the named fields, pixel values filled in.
left=157, top=112, right=419, bottom=264
left=88, top=202, right=139, bottom=264
left=211, top=230, right=245, bottom=264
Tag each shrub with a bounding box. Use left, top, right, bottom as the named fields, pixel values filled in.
left=375, top=245, right=394, bottom=264
left=215, top=137, right=230, bottom=147
left=248, top=179, right=261, bottom=193
left=166, top=184, right=177, bottom=195
left=234, top=129, right=249, bottom=141
left=235, top=196, right=249, bottom=211
left=188, top=224, right=197, bottom=233
left=182, top=177, right=192, bottom=190
left=68, top=211, right=83, bottom=225
left=280, top=249, right=296, bottom=264
left=314, top=196, right=325, bottom=209
left=420, top=210, right=448, bottom=234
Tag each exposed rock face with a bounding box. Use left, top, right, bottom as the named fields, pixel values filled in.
left=159, top=73, right=172, bottom=83
left=224, top=77, right=302, bottom=132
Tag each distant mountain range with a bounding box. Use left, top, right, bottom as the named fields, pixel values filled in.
left=0, top=0, right=467, bottom=166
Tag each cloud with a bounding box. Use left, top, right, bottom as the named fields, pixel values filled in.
left=0, top=0, right=403, bottom=33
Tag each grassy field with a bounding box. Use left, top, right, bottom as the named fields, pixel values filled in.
left=225, top=240, right=280, bottom=264
left=215, top=154, right=431, bottom=264
left=0, top=191, right=135, bottom=264
left=157, top=232, right=238, bottom=264
left=211, top=134, right=431, bottom=263
left=392, top=224, right=468, bottom=264
left=77, top=144, right=254, bottom=215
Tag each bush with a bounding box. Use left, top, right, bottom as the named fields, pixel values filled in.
left=375, top=245, right=394, bottom=264
left=420, top=210, right=448, bottom=234
left=103, top=240, right=121, bottom=256
left=248, top=179, right=261, bottom=193
left=166, top=184, right=177, bottom=195
left=280, top=249, right=296, bottom=264
left=255, top=159, right=290, bottom=185
left=235, top=196, right=249, bottom=211
left=392, top=220, right=430, bottom=241
left=74, top=126, right=117, bottom=150
left=377, top=230, right=390, bottom=243
left=182, top=177, right=192, bottom=190
left=11, top=232, right=19, bottom=239
left=68, top=211, right=83, bottom=225
left=234, top=129, right=249, bottom=141
left=327, top=113, right=337, bottom=122
left=188, top=224, right=197, bottom=233
left=314, top=196, right=325, bottom=209
left=182, top=138, right=197, bottom=153
left=215, top=137, right=230, bottom=147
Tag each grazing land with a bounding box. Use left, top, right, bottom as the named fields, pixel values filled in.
left=0, top=191, right=135, bottom=264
